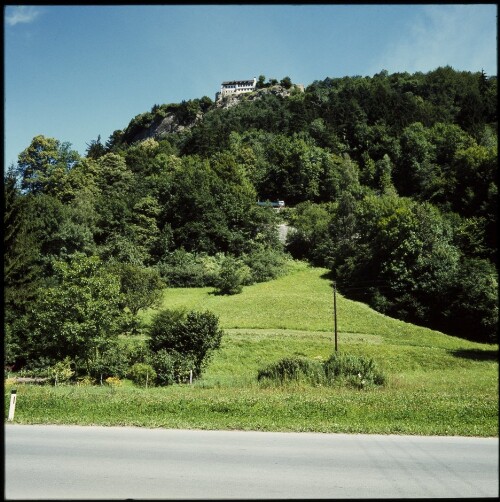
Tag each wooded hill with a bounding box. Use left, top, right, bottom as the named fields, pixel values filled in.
left=4, top=67, right=498, bottom=375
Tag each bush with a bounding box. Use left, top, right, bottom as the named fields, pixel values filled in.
left=213, top=256, right=251, bottom=295
left=257, top=357, right=326, bottom=386
left=16, top=356, right=54, bottom=378
left=50, top=357, right=75, bottom=385
left=148, top=309, right=224, bottom=379
left=152, top=349, right=195, bottom=386
left=257, top=353, right=386, bottom=389
left=157, top=248, right=288, bottom=291
left=128, top=363, right=157, bottom=387
left=323, top=352, right=386, bottom=388
left=118, top=336, right=152, bottom=367
left=151, top=349, right=175, bottom=386
left=77, top=375, right=95, bottom=386
left=157, top=250, right=221, bottom=287
left=243, top=246, right=288, bottom=284
left=105, top=376, right=122, bottom=387
left=86, top=340, right=131, bottom=381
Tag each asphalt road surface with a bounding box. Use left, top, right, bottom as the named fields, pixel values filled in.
left=5, top=425, right=499, bottom=499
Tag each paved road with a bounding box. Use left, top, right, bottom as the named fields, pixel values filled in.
left=5, top=425, right=498, bottom=499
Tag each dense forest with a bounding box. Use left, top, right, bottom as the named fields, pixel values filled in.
left=4, top=67, right=498, bottom=381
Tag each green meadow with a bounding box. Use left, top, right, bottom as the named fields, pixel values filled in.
left=5, top=261, right=498, bottom=436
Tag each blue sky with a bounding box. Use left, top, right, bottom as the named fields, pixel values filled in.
left=4, top=4, right=498, bottom=167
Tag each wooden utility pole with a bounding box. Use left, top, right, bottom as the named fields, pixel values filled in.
left=333, top=282, right=338, bottom=352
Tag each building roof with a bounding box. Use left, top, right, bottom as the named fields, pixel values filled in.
left=221, top=79, right=255, bottom=85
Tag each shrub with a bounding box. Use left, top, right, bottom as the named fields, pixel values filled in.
left=148, top=309, right=224, bottom=379
left=257, top=357, right=326, bottom=386
left=86, top=340, right=131, bottom=381
left=257, top=353, right=386, bottom=389
left=129, top=363, right=157, bottom=387
left=213, top=256, right=251, bottom=295
left=152, top=349, right=195, bottom=386
left=243, top=246, right=288, bottom=284
left=118, top=336, right=152, bottom=367
left=150, top=349, right=175, bottom=386
left=17, top=356, right=54, bottom=378
left=77, top=375, right=95, bottom=386
left=157, top=250, right=220, bottom=287
left=323, top=352, right=385, bottom=388
left=50, top=357, right=75, bottom=385
left=105, top=376, right=122, bottom=387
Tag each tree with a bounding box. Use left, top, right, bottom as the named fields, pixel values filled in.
left=129, top=195, right=162, bottom=264
left=164, top=156, right=229, bottom=254
left=329, top=191, right=362, bottom=279
left=199, top=95, right=213, bottom=113
left=445, top=257, right=498, bottom=343
left=375, top=154, right=397, bottom=195
left=286, top=201, right=333, bottom=265
left=260, top=133, right=330, bottom=205
left=16, top=193, right=96, bottom=267
left=85, top=135, right=106, bottom=160
left=256, top=75, right=266, bottom=89
left=422, top=66, right=460, bottom=123
left=124, top=138, right=165, bottom=177
left=163, top=153, right=258, bottom=255
left=105, top=129, right=125, bottom=152
left=20, top=253, right=127, bottom=373
left=449, top=143, right=497, bottom=217
left=3, top=167, right=44, bottom=323
left=326, top=193, right=493, bottom=337
left=112, top=263, right=165, bottom=330
left=16, top=135, right=80, bottom=196
left=93, top=153, right=134, bottom=252
left=395, top=122, right=435, bottom=197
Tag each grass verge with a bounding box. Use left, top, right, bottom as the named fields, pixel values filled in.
left=5, top=261, right=498, bottom=436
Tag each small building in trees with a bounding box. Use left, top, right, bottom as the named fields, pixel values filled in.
left=216, top=78, right=257, bottom=101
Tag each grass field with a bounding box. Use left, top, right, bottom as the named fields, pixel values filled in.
left=5, top=261, right=499, bottom=436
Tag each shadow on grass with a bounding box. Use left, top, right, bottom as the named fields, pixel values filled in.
left=450, top=349, right=498, bottom=362
left=320, top=270, right=335, bottom=282
left=208, top=289, right=238, bottom=297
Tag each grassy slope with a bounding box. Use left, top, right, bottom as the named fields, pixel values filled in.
left=6, top=261, right=498, bottom=436
left=152, top=259, right=498, bottom=378
left=146, top=261, right=474, bottom=342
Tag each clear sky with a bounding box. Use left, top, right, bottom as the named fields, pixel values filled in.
left=4, top=4, right=498, bottom=167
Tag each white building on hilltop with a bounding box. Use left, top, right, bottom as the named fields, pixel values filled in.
left=216, top=78, right=257, bottom=101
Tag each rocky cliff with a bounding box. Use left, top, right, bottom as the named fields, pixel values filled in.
left=126, top=84, right=304, bottom=144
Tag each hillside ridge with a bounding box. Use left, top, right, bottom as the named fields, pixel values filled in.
left=125, top=83, right=304, bottom=144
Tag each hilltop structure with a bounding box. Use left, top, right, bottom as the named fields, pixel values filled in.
left=215, top=78, right=257, bottom=101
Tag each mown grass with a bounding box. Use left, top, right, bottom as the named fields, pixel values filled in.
left=5, top=261, right=499, bottom=436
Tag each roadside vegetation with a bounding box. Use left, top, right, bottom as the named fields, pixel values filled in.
left=5, top=263, right=498, bottom=437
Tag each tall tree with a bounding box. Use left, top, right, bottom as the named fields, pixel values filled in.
left=21, top=253, right=127, bottom=372
left=85, top=134, right=107, bottom=160
left=16, top=135, right=80, bottom=196
left=3, top=167, right=43, bottom=321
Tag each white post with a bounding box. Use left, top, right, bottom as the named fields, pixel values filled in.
left=189, top=370, right=193, bottom=385
left=8, top=390, right=17, bottom=421
left=146, top=371, right=149, bottom=389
